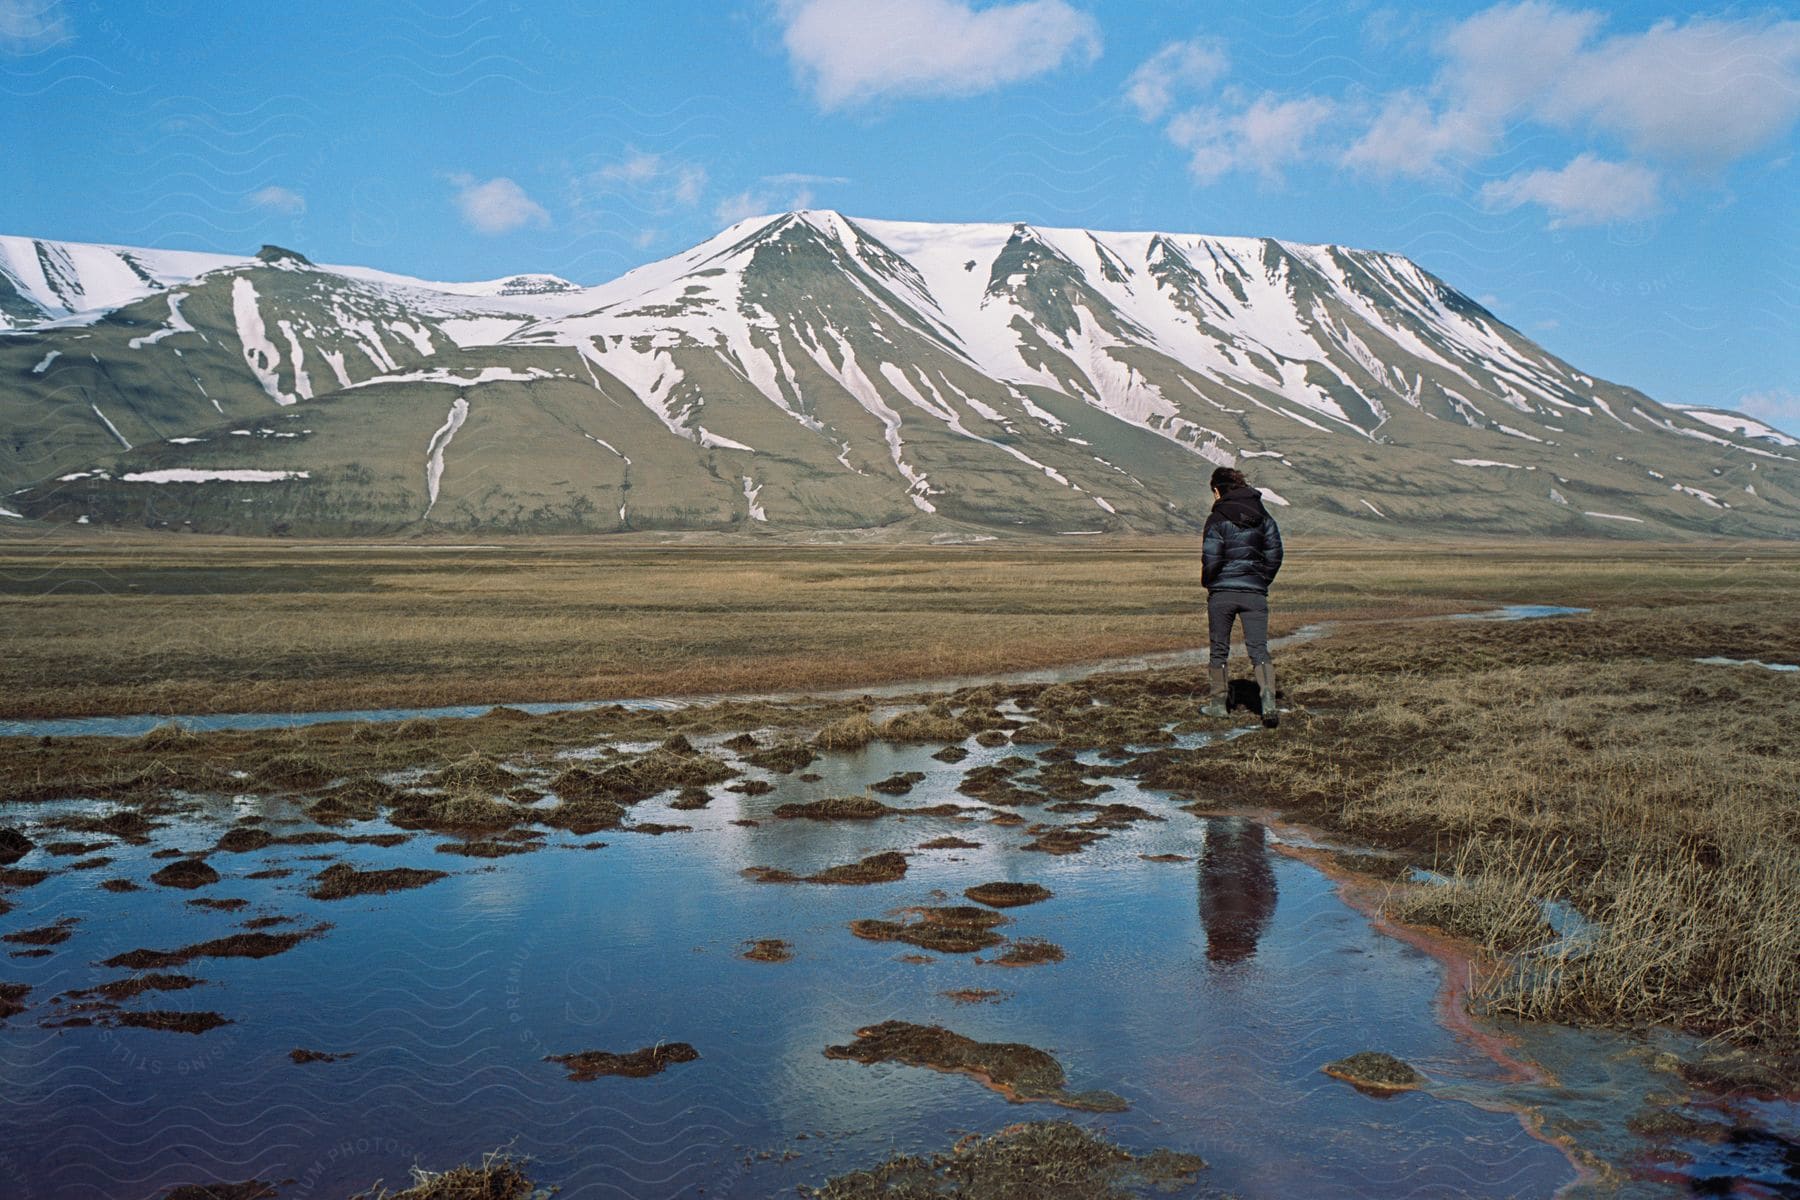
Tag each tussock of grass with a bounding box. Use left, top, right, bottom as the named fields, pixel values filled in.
left=814, top=713, right=877, bottom=750
left=877, top=709, right=969, bottom=743
left=423, top=754, right=519, bottom=793
left=805, top=1120, right=1204, bottom=1200
left=746, top=851, right=909, bottom=885
left=309, top=777, right=402, bottom=824
left=390, top=790, right=519, bottom=834
left=136, top=721, right=195, bottom=750
left=745, top=741, right=816, bottom=773
left=352, top=1149, right=541, bottom=1200
left=251, top=754, right=339, bottom=790
left=774, top=796, right=892, bottom=821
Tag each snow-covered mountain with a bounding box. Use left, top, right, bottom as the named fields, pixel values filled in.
left=3, top=213, right=1795, bottom=538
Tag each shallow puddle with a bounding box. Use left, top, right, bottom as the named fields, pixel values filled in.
left=1, top=715, right=1790, bottom=1197
left=1448, top=604, right=1591, bottom=621
left=1694, top=655, right=1799, bottom=673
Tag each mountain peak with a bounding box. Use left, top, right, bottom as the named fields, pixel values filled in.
left=3, top=216, right=1794, bottom=541
left=256, top=244, right=312, bottom=267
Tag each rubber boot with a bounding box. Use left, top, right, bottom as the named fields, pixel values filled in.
left=1254, top=661, right=1279, bottom=728
left=1200, top=666, right=1228, bottom=717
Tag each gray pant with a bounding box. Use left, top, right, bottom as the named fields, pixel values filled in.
left=1208, top=590, right=1270, bottom=667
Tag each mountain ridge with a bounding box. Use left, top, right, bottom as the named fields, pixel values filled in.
left=2, top=212, right=1794, bottom=539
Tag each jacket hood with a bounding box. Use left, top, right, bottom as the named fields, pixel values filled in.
left=1212, top=485, right=1269, bottom=527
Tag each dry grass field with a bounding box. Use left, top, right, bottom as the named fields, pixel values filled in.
left=1, top=532, right=1790, bottom=720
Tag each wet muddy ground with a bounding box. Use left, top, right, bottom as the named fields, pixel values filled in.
left=0, top=679, right=1795, bottom=1197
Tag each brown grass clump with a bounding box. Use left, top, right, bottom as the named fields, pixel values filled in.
left=3, top=919, right=76, bottom=947
left=216, top=827, right=275, bottom=853
left=290, top=1048, right=356, bottom=1064
left=0, top=982, right=28, bottom=1021
left=803, top=1120, right=1204, bottom=1200
left=0, top=827, right=31, bottom=864
left=390, top=789, right=520, bottom=834
left=668, top=785, right=713, bottom=810
left=1322, top=1051, right=1422, bottom=1092
left=941, top=988, right=1006, bottom=1004
left=114, top=1010, right=233, bottom=1035
left=823, top=1021, right=1127, bottom=1112
left=545, top=1042, right=698, bottom=1081
left=537, top=794, right=626, bottom=835
left=351, top=1149, right=539, bottom=1200
left=435, top=839, right=536, bottom=858
left=741, top=938, right=793, bottom=962
left=869, top=771, right=926, bottom=795
left=773, top=796, right=893, bottom=821
left=555, top=747, right=738, bottom=805
left=423, top=754, right=520, bottom=793
left=251, top=754, right=339, bottom=790
left=136, top=721, right=197, bottom=750
left=877, top=709, right=970, bottom=743
left=162, top=1181, right=279, bottom=1200
left=746, top=741, right=817, bottom=773
left=850, top=906, right=1008, bottom=954
left=814, top=713, right=877, bottom=751
left=1020, top=827, right=1107, bottom=856
left=309, top=864, right=447, bottom=900
left=964, top=881, right=1052, bottom=908
left=61, top=973, right=201, bottom=1002
left=150, top=858, right=221, bottom=890
left=309, top=777, right=402, bottom=824
left=988, top=938, right=1066, bottom=967
left=746, top=851, right=909, bottom=886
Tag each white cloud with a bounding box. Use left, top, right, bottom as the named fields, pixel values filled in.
left=713, top=180, right=817, bottom=228
left=448, top=174, right=550, bottom=235
left=1341, top=90, right=1497, bottom=181
left=592, top=150, right=707, bottom=207
left=778, top=0, right=1100, bottom=109
left=1733, top=389, right=1800, bottom=437
left=1347, top=4, right=1800, bottom=181
left=1168, top=93, right=1336, bottom=185
left=762, top=172, right=851, bottom=186
left=1548, top=15, right=1800, bottom=168
left=713, top=191, right=766, bottom=227
left=0, top=0, right=70, bottom=53
left=1124, top=38, right=1228, bottom=121
left=248, top=186, right=306, bottom=216
left=1478, top=154, right=1660, bottom=227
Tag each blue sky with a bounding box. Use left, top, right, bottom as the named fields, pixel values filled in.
left=4, top=0, right=1797, bottom=430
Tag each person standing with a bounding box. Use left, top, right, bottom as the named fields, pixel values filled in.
left=1200, top=466, right=1283, bottom=727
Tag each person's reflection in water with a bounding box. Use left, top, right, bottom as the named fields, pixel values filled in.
left=1197, top=817, right=1278, bottom=964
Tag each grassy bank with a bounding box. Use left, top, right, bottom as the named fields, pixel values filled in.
left=3, top=535, right=1791, bottom=719
left=1149, top=593, right=1800, bottom=1056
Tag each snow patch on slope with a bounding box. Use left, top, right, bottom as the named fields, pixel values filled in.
left=423, top=396, right=469, bottom=517
left=121, top=469, right=309, bottom=483
left=232, top=277, right=292, bottom=405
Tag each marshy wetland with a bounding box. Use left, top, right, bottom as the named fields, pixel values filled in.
left=1, top=539, right=1797, bottom=1197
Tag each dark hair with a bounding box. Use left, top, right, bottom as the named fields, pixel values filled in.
left=1210, top=466, right=1247, bottom=493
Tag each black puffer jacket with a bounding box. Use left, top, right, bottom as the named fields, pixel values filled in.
left=1202, top=486, right=1284, bottom=593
